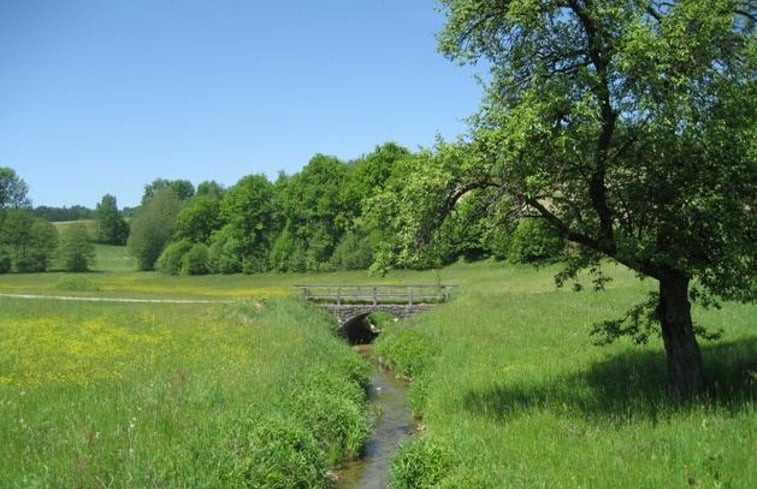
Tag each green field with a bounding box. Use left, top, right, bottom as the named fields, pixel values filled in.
left=1, top=245, right=754, bottom=488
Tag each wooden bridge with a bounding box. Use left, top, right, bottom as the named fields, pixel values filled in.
left=295, top=284, right=456, bottom=343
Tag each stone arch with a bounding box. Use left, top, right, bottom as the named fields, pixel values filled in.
left=339, top=312, right=380, bottom=345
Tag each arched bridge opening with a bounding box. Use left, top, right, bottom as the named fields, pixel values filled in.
left=295, top=284, right=457, bottom=345
left=339, top=312, right=379, bottom=345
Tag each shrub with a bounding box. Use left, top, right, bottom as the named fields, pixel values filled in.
left=155, top=239, right=193, bottom=275
left=181, top=243, right=209, bottom=275
left=508, top=218, right=564, bottom=264
left=207, top=230, right=242, bottom=274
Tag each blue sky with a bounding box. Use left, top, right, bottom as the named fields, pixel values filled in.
left=0, top=1, right=483, bottom=208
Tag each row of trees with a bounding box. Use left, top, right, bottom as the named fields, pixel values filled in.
left=125, top=144, right=565, bottom=276
left=0, top=167, right=116, bottom=272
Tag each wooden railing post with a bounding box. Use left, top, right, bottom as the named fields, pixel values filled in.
left=373, top=287, right=377, bottom=306
left=409, top=286, right=414, bottom=306
left=337, top=287, right=341, bottom=306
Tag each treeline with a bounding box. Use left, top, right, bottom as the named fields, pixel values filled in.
left=128, top=142, right=565, bottom=275
left=33, top=205, right=94, bottom=222
left=2, top=143, right=565, bottom=275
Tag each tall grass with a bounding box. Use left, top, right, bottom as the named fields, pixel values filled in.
left=375, top=261, right=756, bottom=488
left=0, top=297, right=370, bottom=488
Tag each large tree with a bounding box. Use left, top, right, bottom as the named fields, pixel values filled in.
left=422, top=0, right=756, bottom=396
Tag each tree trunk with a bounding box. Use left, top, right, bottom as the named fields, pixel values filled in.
left=657, top=272, right=705, bottom=398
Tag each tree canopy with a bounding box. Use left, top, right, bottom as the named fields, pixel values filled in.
left=95, top=194, right=129, bottom=245
left=0, top=167, right=30, bottom=210
left=418, top=0, right=756, bottom=396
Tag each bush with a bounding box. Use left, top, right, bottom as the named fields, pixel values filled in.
left=207, top=231, right=242, bottom=274
left=181, top=243, right=209, bottom=275
left=155, top=239, right=193, bottom=275
left=508, top=218, right=564, bottom=264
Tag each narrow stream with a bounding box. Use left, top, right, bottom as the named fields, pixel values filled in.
left=335, top=346, right=415, bottom=489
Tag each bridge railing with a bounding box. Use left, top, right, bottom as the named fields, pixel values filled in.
left=293, top=284, right=457, bottom=306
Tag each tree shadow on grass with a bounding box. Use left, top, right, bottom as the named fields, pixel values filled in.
left=463, top=337, right=756, bottom=424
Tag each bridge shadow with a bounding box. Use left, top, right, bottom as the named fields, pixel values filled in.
left=339, top=313, right=380, bottom=345
left=462, top=337, right=756, bottom=424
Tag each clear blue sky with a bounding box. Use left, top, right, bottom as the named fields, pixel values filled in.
left=0, top=1, right=483, bottom=208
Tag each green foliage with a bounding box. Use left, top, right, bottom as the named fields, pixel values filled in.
left=268, top=222, right=305, bottom=272
left=195, top=180, right=225, bottom=200
left=182, top=243, right=209, bottom=275
left=330, top=229, right=374, bottom=270
left=508, top=218, right=564, bottom=264
left=174, top=196, right=220, bottom=243
left=155, top=239, right=193, bottom=275
left=34, top=205, right=94, bottom=222
left=207, top=230, right=242, bottom=274
left=127, top=188, right=183, bottom=270
left=95, top=194, right=129, bottom=245
left=388, top=438, right=453, bottom=489
left=0, top=209, right=58, bottom=272
left=218, top=174, right=279, bottom=273
left=141, top=178, right=195, bottom=204
left=58, top=222, right=96, bottom=272
left=0, top=166, right=30, bottom=209
left=0, top=250, right=10, bottom=274
left=278, top=154, right=349, bottom=271
left=428, top=0, right=757, bottom=394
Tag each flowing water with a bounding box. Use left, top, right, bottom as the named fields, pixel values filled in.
left=335, top=346, right=415, bottom=489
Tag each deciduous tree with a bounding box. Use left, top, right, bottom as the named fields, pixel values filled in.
left=95, top=194, right=129, bottom=245
left=127, top=189, right=183, bottom=270
left=59, top=222, right=95, bottom=272
left=415, top=0, right=756, bottom=396
left=0, top=167, right=30, bottom=210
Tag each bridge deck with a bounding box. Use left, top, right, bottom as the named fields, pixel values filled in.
left=294, top=284, right=456, bottom=306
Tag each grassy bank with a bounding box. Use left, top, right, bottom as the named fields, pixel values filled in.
left=374, top=262, right=756, bottom=488
left=0, top=297, right=369, bottom=488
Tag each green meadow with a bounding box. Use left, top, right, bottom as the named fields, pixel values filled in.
left=0, top=297, right=371, bottom=488
left=375, top=262, right=756, bottom=488
left=1, top=245, right=754, bottom=488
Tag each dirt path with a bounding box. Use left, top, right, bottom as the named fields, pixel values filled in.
left=0, top=293, right=238, bottom=304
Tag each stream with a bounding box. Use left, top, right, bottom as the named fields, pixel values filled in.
left=335, top=346, right=415, bottom=489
